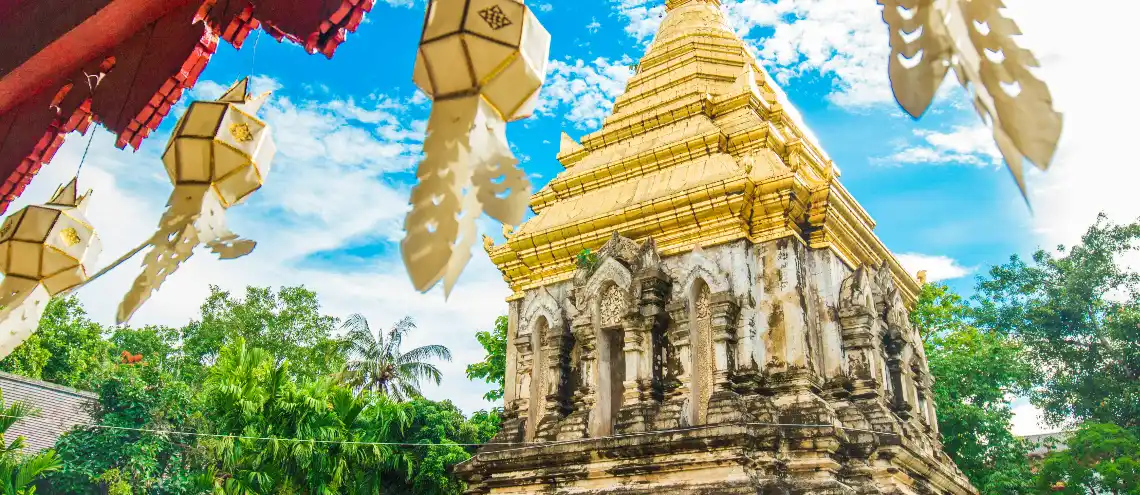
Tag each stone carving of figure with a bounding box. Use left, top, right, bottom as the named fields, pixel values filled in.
left=692, top=284, right=713, bottom=425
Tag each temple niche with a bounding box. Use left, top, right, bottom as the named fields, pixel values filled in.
left=457, top=0, right=975, bottom=493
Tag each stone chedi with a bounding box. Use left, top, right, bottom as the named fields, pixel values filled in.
left=458, top=0, right=976, bottom=493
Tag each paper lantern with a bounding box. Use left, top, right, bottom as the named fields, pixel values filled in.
left=403, top=0, right=551, bottom=296
left=879, top=0, right=1061, bottom=200
left=117, top=78, right=275, bottom=324
left=0, top=178, right=102, bottom=358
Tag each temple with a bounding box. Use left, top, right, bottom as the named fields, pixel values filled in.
left=457, top=0, right=976, bottom=493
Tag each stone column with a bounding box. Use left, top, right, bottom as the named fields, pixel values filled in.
left=654, top=300, right=690, bottom=429
left=557, top=313, right=595, bottom=440
left=493, top=300, right=526, bottom=445
left=536, top=320, right=565, bottom=441
left=706, top=291, right=742, bottom=424
left=616, top=267, right=670, bottom=432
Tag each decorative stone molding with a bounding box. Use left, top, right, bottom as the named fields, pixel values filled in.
left=519, top=287, right=564, bottom=338
left=583, top=257, right=633, bottom=305
left=676, top=251, right=731, bottom=299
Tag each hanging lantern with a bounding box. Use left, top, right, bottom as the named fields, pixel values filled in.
left=403, top=0, right=551, bottom=296
left=879, top=0, right=1062, bottom=200
left=0, top=179, right=101, bottom=358
left=117, top=78, right=275, bottom=324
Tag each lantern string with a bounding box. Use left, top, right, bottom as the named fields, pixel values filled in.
left=74, top=120, right=97, bottom=178
left=249, top=29, right=263, bottom=85
left=64, top=238, right=151, bottom=296
left=74, top=71, right=103, bottom=179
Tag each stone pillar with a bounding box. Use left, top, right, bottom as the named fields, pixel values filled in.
left=654, top=300, right=691, bottom=429
left=536, top=319, right=565, bottom=441
left=758, top=240, right=811, bottom=372
left=706, top=291, right=743, bottom=424
left=557, top=313, right=595, bottom=440
left=837, top=267, right=903, bottom=438
left=495, top=300, right=526, bottom=445
left=616, top=266, right=671, bottom=433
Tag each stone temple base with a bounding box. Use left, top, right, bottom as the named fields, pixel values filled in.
left=456, top=420, right=969, bottom=494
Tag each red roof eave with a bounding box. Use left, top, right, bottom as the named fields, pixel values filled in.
left=0, top=0, right=375, bottom=213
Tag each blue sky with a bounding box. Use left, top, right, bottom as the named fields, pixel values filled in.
left=11, top=0, right=1138, bottom=434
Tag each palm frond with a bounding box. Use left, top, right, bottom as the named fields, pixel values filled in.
left=399, top=362, right=443, bottom=387
left=396, top=344, right=452, bottom=365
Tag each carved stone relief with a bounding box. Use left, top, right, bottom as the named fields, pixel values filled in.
left=600, top=284, right=627, bottom=328
left=692, top=284, right=713, bottom=425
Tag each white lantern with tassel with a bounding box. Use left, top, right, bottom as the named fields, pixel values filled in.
left=0, top=178, right=101, bottom=358
left=403, top=0, right=551, bottom=296
left=117, top=78, right=275, bottom=324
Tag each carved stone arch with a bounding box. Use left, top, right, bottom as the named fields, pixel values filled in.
left=676, top=253, right=731, bottom=300
left=521, top=287, right=565, bottom=337
left=584, top=260, right=635, bottom=438
left=584, top=256, right=634, bottom=301
left=839, top=265, right=876, bottom=316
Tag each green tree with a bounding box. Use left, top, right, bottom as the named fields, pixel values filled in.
left=0, top=296, right=110, bottom=388
left=1034, top=422, right=1140, bottom=494
left=108, top=325, right=181, bottom=373
left=181, top=285, right=345, bottom=383
left=466, top=316, right=507, bottom=402
left=913, top=283, right=1035, bottom=494
left=381, top=398, right=500, bottom=495
left=338, top=315, right=452, bottom=401
left=974, top=214, right=1140, bottom=428
left=0, top=390, right=61, bottom=494
left=41, top=362, right=199, bottom=494
left=196, top=337, right=411, bottom=494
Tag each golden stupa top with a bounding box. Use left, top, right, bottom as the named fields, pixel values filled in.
left=487, top=0, right=919, bottom=304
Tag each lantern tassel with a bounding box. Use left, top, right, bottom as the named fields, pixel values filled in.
left=0, top=277, right=51, bottom=359
left=117, top=186, right=255, bottom=324
left=401, top=95, right=529, bottom=297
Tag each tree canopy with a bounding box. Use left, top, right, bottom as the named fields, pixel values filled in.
left=465, top=316, right=507, bottom=403
left=0, top=285, right=498, bottom=495
left=973, top=214, right=1140, bottom=428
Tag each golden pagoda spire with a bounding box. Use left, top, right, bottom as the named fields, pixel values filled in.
left=489, top=0, right=921, bottom=304
left=665, top=0, right=721, bottom=11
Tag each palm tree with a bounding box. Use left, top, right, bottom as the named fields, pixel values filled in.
left=0, top=390, right=61, bottom=494
left=337, top=315, right=452, bottom=401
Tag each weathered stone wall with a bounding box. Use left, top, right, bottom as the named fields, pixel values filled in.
left=462, top=233, right=974, bottom=494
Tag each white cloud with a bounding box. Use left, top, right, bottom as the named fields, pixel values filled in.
left=611, top=0, right=666, bottom=42
left=894, top=253, right=972, bottom=283
left=1001, top=0, right=1140, bottom=250
left=726, top=0, right=893, bottom=108
left=611, top=0, right=895, bottom=108
left=1009, top=398, right=1053, bottom=436
left=884, top=125, right=1002, bottom=167
left=537, top=57, right=635, bottom=130
left=4, top=77, right=506, bottom=415
left=538, top=3, right=553, bottom=13
left=587, top=17, right=602, bottom=34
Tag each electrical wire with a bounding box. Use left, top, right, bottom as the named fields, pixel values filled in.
left=0, top=413, right=898, bottom=450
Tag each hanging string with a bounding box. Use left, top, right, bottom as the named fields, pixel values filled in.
left=0, top=413, right=900, bottom=450
left=74, top=71, right=103, bottom=178
left=248, top=28, right=263, bottom=85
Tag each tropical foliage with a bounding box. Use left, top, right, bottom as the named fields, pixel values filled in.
left=973, top=214, right=1140, bottom=429
left=1033, top=422, right=1140, bottom=494
left=914, top=214, right=1140, bottom=494
left=0, top=285, right=493, bottom=494
left=913, top=283, right=1036, bottom=493
left=466, top=316, right=507, bottom=402
left=338, top=315, right=452, bottom=401
left=0, top=389, right=61, bottom=494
